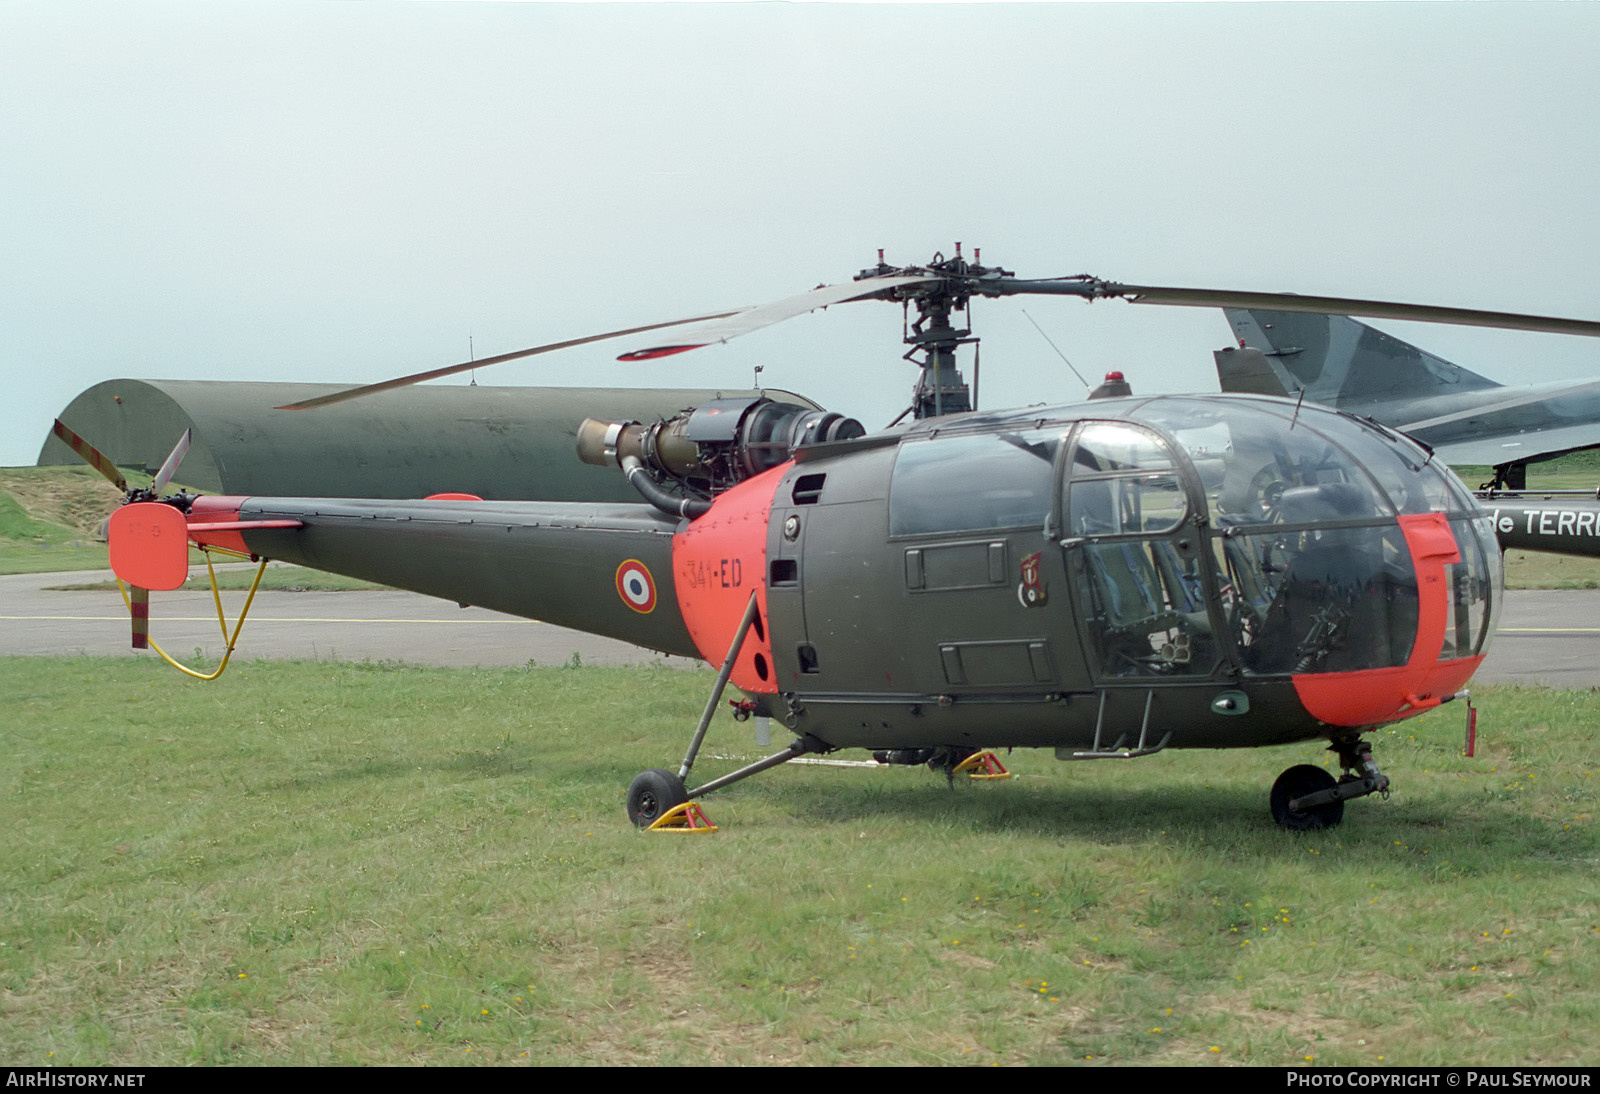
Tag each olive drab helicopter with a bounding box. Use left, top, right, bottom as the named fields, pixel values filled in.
left=62, top=248, right=1600, bottom=832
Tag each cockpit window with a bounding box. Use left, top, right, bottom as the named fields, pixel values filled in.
left=890, top=428, right=1061, bottom=536
left=1050, top=396, right=1500, bottom=678
left=1133, top=398, right=1441, bottom=675
left=1072, top=423, right=1172, bottom=475
left=1065, top=422, right=1187, bottom=536
left=1135, top=398, right=1395, bottom=528
left=1442, top=515, right=1501, bottom=660
left=1319, top=417, right=1478, bottom=517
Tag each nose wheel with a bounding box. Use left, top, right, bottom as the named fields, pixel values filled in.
left=626, top=768, right=689, bottom=828
left=1270, top=765, right=1343, bottom=830
left=1269, top=736, right=1390, bottom=831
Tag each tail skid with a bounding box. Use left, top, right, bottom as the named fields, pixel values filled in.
left=106, top=498, right=300, bottom=677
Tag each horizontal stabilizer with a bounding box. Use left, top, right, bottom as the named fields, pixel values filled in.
left=1429, top=425, right=1600, bottom=470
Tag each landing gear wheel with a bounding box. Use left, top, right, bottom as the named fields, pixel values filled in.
left=627, top=768, right=688, bottom=828
left=1270, top=764, right=1344, bottom=831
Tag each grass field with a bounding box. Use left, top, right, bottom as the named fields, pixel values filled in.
left=3, top=657, right=1596, bottom=1066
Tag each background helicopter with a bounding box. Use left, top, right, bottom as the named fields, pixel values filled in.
left=66, top=250, right=1600, bottom=831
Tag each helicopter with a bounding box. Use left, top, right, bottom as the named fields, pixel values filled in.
left=62, top=248, right=1600, bottom=832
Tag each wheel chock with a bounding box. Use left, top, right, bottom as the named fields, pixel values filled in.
left=953, top=750, right=1011, bottom=780
left=647, top=801, right=718, bottom=833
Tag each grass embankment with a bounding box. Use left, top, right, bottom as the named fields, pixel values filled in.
left=0, top=466, right=121, bottom=574
left=3, top=657, right=1596, bottom=1066
left=43, top=564, right=385, bottom=594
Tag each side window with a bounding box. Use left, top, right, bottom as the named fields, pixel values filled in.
left=1062, top=423, right=1216, bottom=677
left=1065, top=423, right=1187, bottom=536
left=890, top=429, right=1062, bottom=537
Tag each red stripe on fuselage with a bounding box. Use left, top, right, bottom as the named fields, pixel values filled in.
left=185, top=495, right=253, bottom=554
left=672, top=465, right=785, bottom=694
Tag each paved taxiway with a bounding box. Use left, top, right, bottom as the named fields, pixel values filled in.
left=3, top=567, right=1597, bottom=687
left=0, top=566, right=684, bottom=669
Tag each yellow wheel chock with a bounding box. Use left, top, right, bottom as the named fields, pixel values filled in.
left=953, top=750, right=1012, bottom=780
left=647, top=801, right=718, bottom=833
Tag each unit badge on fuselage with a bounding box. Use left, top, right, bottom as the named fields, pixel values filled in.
left=1018, top=551, right=1047, bottom=607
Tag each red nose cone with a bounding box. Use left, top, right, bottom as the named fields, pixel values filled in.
left=1292, top=512, right=1481, bottom=727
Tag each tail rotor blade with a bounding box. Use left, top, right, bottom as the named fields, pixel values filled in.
left=52, top=419, right=128, bottom=493
left=129, top=586, right=150, bottom=650
left=151, top=429, right=193, bottom=494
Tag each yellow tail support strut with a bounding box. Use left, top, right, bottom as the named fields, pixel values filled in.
left=117, top=547, right=269, bottom=681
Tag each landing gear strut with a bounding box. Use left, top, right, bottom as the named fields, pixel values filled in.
left=1270, top=735, right=1390, bottom=831
left=625, top=590, right=832, bottom=828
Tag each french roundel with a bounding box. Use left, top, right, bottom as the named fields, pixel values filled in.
left=615, top=559, right=657, bottom=614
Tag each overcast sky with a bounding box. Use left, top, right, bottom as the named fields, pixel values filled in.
left=5, top=1, right=1600, bottom=467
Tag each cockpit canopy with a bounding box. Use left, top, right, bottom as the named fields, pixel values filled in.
left=889, top=394, right=1501, bottom=678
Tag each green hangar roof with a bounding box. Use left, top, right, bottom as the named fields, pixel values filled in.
left=40, top=380, right=811, bottom=501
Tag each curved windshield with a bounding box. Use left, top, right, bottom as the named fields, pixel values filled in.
left=1443, top=514, right=1502, bottom=660
left=1134, top=397, right=1499, bottom=674
left=1136, top=397, right=1395, bottom=529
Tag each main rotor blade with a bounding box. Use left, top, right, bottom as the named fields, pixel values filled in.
left=52, top=419, right=128, bottom=493
left=150, top=428, right=192, bottom=494
left=275, top=310, right=742, bottom=411
left=1015, top=280, right=1600, bottom=338
left=617, top=274, right=937, bottom=360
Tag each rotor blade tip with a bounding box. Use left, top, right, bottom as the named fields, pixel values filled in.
left=617, top=345, right=704, bottom=362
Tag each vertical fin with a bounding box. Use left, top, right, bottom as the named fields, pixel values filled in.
left=1221, top=309, right=1499, bottom=408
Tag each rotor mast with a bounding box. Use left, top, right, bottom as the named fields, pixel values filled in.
left=859, top=245, right=1001, bottom=420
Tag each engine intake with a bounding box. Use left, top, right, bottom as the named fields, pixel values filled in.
left=577, top=396, right=863, bottom=496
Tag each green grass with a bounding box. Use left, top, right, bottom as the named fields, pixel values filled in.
left=1459, top=448, right=1600, bottom=493
left=3, top=658, right=1597, bottom=1066
left=0, top=465, right=155, bottom=575
left=1503, top=550, right=1600, bottom=590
